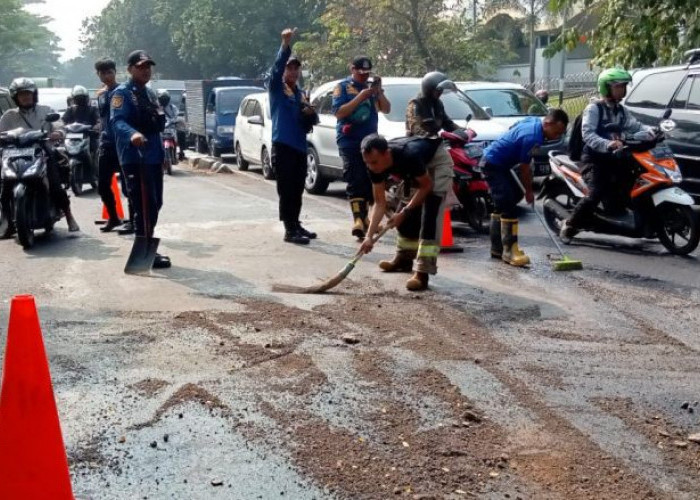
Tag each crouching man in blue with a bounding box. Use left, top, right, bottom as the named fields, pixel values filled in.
left=269, top=27, right=318, bottom=245
left=111, top=50, right=170, bottom=269
left=482, top=109, right=568, bottom=267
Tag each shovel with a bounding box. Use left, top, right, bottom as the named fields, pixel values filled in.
left=124, top=155, right=159, bottom=275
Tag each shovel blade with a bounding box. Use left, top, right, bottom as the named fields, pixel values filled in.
left=124, top=236, right=160, bottom=276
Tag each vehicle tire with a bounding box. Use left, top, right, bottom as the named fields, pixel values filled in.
left=655, top=203, right=700, bottom=255
left=305, top=146, right=329, bottom=195
left=235, top=142, right=249, bottom=171
left=196, top=136, right=208, bottom=154
left=542, top=183, right=576, bottom=234
left=261, top=147, right=275, bottom=180
left=15, top=192, right=34, bottom=249
left=70, top=165, right=83, bottom=197
left=208, top=137, right=221, bottom=158
left=466, top=193, right=492, bottom=234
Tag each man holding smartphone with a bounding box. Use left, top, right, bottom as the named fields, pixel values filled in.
left=332, top=56, right=391, bottom=240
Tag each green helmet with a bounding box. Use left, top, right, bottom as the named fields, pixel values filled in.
left=597, top=68, right=632, bottom=97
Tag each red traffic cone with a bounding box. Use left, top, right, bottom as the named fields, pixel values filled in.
left=0, top=295, right=74, bottom=499
left=96, top=174, right=125, bottom=224
left=440, top=208, right=463, bottom=253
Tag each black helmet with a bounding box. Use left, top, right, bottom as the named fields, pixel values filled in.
left=421, top=71, right=456, bottom=99
left=157, top=89, right=171, bottom=106
left=9, top=77, right=38, bottom=107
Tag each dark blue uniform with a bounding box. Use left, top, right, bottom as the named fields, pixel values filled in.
left=97, top=84, right=131, bottom=224
left=110, top=79, right=164, bottom=237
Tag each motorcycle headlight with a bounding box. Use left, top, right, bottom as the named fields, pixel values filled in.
left=217, top=126, right=234, bottom=136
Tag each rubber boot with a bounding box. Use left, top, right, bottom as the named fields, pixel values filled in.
left=406, top=272, right=429, bottom=291
left=501, top=218, right=530, bottom=267
left=379, top=249, right=416, bottom=273
left=490, top=213, right=503, bottom=258
left=350, top=198, right=367, bottom=239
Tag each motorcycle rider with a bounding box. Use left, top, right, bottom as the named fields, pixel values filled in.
left=0, top=78, right=80, bottom=237
left=482, top=108, right=569, bottom=267
left=157, top=90, right=181, bottom=164
left=62, top=85, right=100, bottom=180
left=560, top=68, right=655, bottom=243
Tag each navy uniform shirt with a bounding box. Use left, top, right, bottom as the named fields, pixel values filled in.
left=269, top=46, right=307, bottom=153
left=483, top=117, right=544, bottom=171
left=97, top=84, right=118, bottom=146
left=331, top=76, right=378, bottom=149
left=110, top=79, right=164, bottom=165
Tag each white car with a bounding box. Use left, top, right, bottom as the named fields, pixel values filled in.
left=305, top=77, right=509, bottom=194
left=234, top=92, right=274, bottom=179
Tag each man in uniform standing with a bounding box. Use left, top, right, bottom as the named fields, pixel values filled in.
left=332, top=56, right=391, bottom=239
left=95, top=57, right=133, bottom=233
left=269, top=27, right=318, bottom=245
left=110, top=50, right=170, bottom=269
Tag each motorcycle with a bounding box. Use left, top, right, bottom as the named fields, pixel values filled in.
left=162, top=119, right=178, bottom=176
left=60, top=122, right=97, bottom=196
left=540, top=109, right=699, bottom=255
left=0, top=113, right=64, bottom=248
left=441, top=128, right=493, bottom=233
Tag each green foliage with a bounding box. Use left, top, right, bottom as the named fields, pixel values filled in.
left=0, top=0, right=61, bottom=85
left=549, top=0, right=700, bottom=68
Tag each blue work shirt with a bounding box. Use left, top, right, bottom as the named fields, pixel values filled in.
left=97, top=84, right=118, bottom=146
left=269, top=46, right=307, bottom=153
left=331, top=76, right=378, bottom=149
left=110, top=79, right=164, bottom=165
left=483, top=117, right=544, bottom=170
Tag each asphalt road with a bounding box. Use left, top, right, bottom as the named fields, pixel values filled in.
left=0, top=157, right=699, bottom=499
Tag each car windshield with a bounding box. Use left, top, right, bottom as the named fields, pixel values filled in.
left=383, top=84, right=489, bottom=122
left=217, top=90, right=255, bottom=115
left=466, top=88, right=547, bottom=117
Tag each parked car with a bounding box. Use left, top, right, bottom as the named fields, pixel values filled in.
left=624, top=48, right=700, bottom=202
left=234, top=92, right=275, bottom=179
left=305, top=77, right=509, bottom=194
left=0, top=87, right=14, bottom=115
left=457, top=81, right=564, bottom=176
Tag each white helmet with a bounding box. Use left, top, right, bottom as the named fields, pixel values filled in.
left=71, top=85, right=89, bottom=97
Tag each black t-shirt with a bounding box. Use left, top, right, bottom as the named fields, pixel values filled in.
left=369, top=137, right=431, bottom=184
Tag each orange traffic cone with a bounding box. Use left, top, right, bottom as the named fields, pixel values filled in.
left=96, top=174, right=125, bottom=224
left=440, top=208, right=463, bottom=253
left=0, top=295, right=74, bottom=499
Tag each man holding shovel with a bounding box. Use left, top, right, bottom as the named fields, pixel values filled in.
left=111, top=50, right=169, bottom=273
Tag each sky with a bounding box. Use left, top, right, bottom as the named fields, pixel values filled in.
left=25, top=0, right=112, bottom=62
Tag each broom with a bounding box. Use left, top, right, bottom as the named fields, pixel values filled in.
left=272, top=225, right=392, bottom=294
left=510, top=167, right=583, bottom=271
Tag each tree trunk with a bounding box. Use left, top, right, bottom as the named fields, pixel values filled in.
left=408, top=0, right=435, bottom=70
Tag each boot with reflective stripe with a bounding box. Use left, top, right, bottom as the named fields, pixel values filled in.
left=501, top=218, right=530, bottom=267
left=350, top=198, right=367, bottom=239
left=379, top=246, right=417, bottom=273
left=415, top=239, right=439, bottom=274
left=406, top=271, right=429, bottom=291
left=490, top=213, right=503, bottom=258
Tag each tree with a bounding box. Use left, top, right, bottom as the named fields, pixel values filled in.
left=549, top=0, right=700, bottom=68
left=0, top=0, right=61, bottom=85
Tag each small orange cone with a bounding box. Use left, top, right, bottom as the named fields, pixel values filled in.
left=96, top=174, right=125, bottom=224
left=440, top=208, right=463, bottom=253
left=0, top=295, right=74, bottom=499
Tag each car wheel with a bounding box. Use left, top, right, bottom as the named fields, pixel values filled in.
left=305, top=146, right=329, bottom=194
left=208, top=137, right=221, bottom=158
left=261, top=147, right=275, bottom=180
left=235, top=142, right=249, bottom=171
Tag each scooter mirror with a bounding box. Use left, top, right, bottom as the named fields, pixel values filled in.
left=465, top=113, right=472, bottom=123
left=660, top=119, right=676, bottom=133
left=662, top=108, right=673, bottom=120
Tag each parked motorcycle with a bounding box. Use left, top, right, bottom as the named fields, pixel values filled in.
left=61, top=122, right=97, bottom=195
left=0, top=114, right=65, bottom=248
left=540, top=110, right=699, bottom=255
left=162, top=119, right=178, bottom=176
left=441, top=128, right=493, bottom=233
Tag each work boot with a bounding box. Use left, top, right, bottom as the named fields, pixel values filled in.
left=153, top=253, right=172, bottom=269
left=65, top=210, right=80, bottom=232
left=284, top=222, right=310, bottom=245
left=296, top=222, right=317, bottom=239
left=378, top=249, right=416, bottom=273
left=350, top=198, right=368, bottom=239
left=501, top=218, right=530, bottom=267
left=100, top=217, right=123, bottom=233
left=117, top=220, right=135, bottom=235
left=559, top=219, right=578, bottom=244
left=490, top=213, right=503, bottom=258
left=406, top=272, right=429, bottom=291
left=0, top=214, right=15, bottom=239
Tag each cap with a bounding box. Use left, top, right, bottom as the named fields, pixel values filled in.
left=351, top=56, right=372, bottom=74
left=286, top=55, right=302, bottom=67
left=127, top=50, right=156, bottom=67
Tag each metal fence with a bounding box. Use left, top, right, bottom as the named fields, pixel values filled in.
left=505, top=71, right=600, bottom=118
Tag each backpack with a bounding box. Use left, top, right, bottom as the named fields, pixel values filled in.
left=568, top=112, right=585, bottom=161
